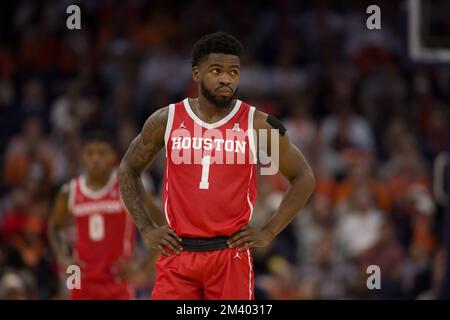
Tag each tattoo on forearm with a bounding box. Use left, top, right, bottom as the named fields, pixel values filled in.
left=119, top=169, right=154, bottom=232
left=118, top=108, right=167, bottom=233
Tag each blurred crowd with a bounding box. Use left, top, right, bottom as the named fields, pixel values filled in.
left=0, top=0, right=449, bottom=299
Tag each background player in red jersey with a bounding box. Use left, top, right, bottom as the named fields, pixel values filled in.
left=48, top=131, right=164, bottom=300
left=118, top=32, right=316, bottom=300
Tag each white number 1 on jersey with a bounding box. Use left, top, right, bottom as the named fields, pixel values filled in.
left=199, top=156, right=211, bottom=189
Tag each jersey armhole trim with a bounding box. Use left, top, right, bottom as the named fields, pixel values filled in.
left=164, top=104, right=175, bottom=156
left=248, top=106, right=257, bottom=164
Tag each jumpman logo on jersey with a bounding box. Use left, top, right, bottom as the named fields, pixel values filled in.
left=233, top=251, right=242, bottom=260
left=232, top=123, right=241, bottom=132
left=179, top=121, right=187, bottom=129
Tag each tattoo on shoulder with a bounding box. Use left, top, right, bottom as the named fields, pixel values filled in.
left=127, top=107, right=168, bottom=171
left=142, top=107, right=168, bottom=146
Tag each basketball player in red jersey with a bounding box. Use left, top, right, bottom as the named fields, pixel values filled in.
left=118, top=32, right=315, bottom=300
left=49, top=132, right=164, bottom=299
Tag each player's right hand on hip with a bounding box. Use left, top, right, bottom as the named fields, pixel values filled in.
left=141, top=225, right=183, bottom=256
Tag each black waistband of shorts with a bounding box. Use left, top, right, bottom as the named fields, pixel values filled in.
left=180, top=236, right=230, bottom=252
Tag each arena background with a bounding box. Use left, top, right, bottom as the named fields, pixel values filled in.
left=0, top=0, right=449, bottom=300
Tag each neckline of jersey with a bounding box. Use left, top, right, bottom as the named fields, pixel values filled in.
left=79, top=169, right=117, bottom=199
left=183, top=98, right=242, bottom=129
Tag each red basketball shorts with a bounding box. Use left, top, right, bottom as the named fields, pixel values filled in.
left=151, top=248, right=254, bottom=300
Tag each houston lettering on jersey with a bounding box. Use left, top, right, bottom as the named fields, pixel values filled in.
left=170, top=127, right=255, bottom=165
left=71, top=200, right=124, bottom=217
left=171, top=137, right=246, bottom=153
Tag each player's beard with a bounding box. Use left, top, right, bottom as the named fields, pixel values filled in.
left=200, top=80, right=237, bottom=109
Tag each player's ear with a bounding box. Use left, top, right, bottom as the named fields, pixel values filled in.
left=192, top=66, right=200, bottom=83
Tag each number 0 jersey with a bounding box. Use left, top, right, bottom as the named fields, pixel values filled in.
left=163, top=98, right=258, bottom=238
left=68, top=170, right=135, bottom=281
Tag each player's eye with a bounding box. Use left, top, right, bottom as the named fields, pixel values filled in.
left=230, top=70, right=239, bottom=76
left=211, top=68, right=220, bottom=74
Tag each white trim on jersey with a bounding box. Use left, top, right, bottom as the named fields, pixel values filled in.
left=246, top=248, right=253, bottom=300
left=248, top=106, right=257, bottom=164
left=164, top=103, right=175, bottom=156
left=164, top=197, right=172, bottom=228
left=247, top=168, right=254, bottom=222
left=246, top=106, right=256, bottom=223
left=183, top=98, right=242, bottom=129
left=164, top=164, right=172, bottom=227
left=79, top=169, right=117, bottom=199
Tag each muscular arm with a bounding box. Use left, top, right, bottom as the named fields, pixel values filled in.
left=118, top=107, right=182, bottom=255
left=229, top=110, right=315, bottom=250
left=255, top=110, right=315, bottom=240
left=118, top=107, right=167, bottom=234
left=48, top=184, right=72, bottom=263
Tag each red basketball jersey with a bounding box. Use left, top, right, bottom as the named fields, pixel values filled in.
left=163, top=98, right=258, bottom=238
left=68, top=170, right=136, bottom=281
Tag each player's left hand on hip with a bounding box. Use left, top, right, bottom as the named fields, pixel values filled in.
left=227, top=226, right=272, bottom=252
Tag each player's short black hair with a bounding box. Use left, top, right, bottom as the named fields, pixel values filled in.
left=191, top=31, right=243, bottom=68
left=82, top=130, right=116, bottom=150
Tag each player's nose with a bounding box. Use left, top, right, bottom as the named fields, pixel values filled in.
left=91, top=155, right=101, bottom=165
left=218, top=73, right=232, bottom=85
